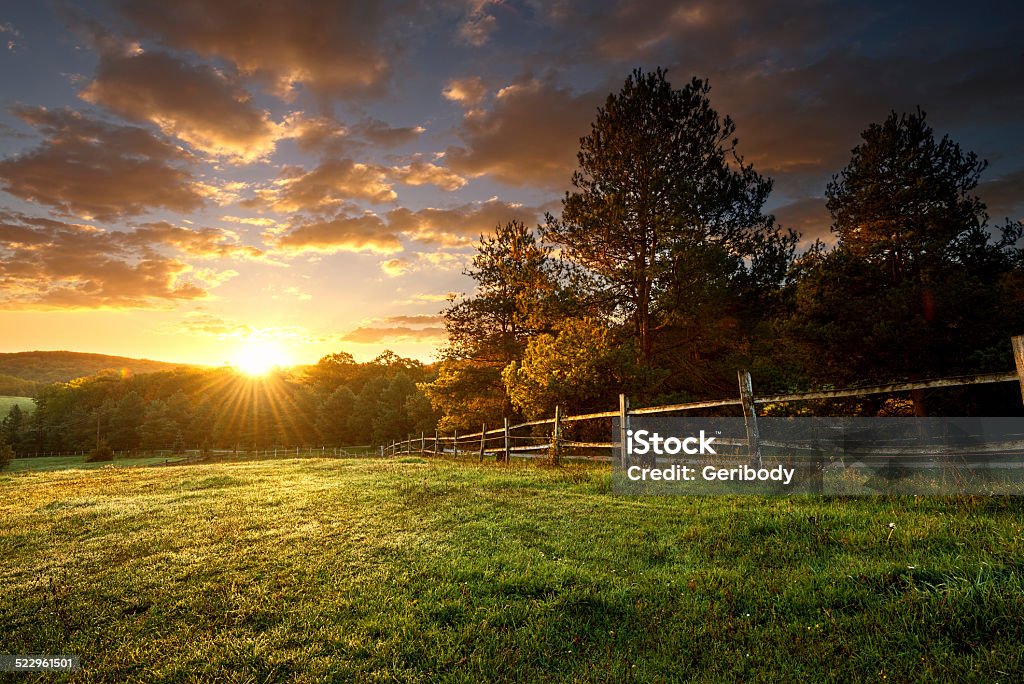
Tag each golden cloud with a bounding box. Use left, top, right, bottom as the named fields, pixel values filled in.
left=443, top=76, right=487, bottom=106
left=81, top=49, right=280, bottom=161
left=271, top=212, right=403, bottom=255
left=385, top=199, right=540, bottom=246
left=388, top=160, right=467, bottom=191
left=0, top=107, right=204, bottom=220
left=246, top=159, right=398, bottom=213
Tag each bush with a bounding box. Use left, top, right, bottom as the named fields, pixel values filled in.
left=86, top=444, right=115, bottom=462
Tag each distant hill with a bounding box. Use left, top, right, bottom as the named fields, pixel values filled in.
left=0, top=351, right=201, bottom=390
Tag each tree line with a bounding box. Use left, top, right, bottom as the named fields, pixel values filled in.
left=420, top=69, right=1024, bottom=430
left=0, top=351, right=438, bottom=455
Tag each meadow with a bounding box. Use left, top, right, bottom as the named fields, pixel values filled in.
left=2, top=456, right=1023, bottom=682
left=0, top=395, right=34, bottom=415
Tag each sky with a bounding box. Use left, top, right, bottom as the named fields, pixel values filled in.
left=1, top=0, right=1022, bottom=368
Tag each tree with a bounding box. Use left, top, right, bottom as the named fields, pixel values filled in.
left=423, top=220, right=567, bottom=429
left=316, top=386, right=356, bottom=445
left=787, top=109, right=1024, bottom=415
left=544, top=69, right=793, bottom=382
left=0, top=437, right=13, bottom=470
left=502, top=318, right=639, bottom=419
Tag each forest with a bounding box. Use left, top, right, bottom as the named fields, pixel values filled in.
left=3, top=68, right=1023, bottom=456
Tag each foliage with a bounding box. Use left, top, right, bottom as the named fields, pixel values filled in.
left=503, top=318, right=639, bottom=419
left=0, top=439, right=12, bottom=470
left=543, top=68, right=795, bottom=383
left=85, top=442, right=114, bottom=462
left=781, top=109, right=1024, bottom=413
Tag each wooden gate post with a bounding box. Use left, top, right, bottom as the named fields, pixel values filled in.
left=479, top=424, right=486, bottom=462
left=618, top=393, right=630, bottom=467
left=550, top=405, right=562, bottom=466
left=434, top=430, right=439, bottom=455
left=737, top=370, right=762, bottom=469
left=453, top=429, right=458, bottom=456
left=1013, top=335, right=1024, bottom=405
left=503, top=417, right=510, bottom=462
left=420, top=432, right=425, bottom=454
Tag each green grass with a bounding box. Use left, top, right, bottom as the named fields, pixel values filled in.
left=2, top=458, right=1023, bottom=682
left=5, top=454, right=188, bottom=473
left=0, top=395, right=34, bottom=415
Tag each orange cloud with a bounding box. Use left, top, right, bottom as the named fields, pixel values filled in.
left=0, top=212, right=234, bottom=308
left=0, top=107, right=204, bottom=220
left=385, top=199, right=540, bottom=246
left=388, top=160, right=467, bottom=191
left=246, top=159, right=397, bottom=213
left=443, top=76, right=487, bottom=107
left=81, top=49, right=280, bottom=161
left=341, top=313, right=447, bottom=344
left=271, top=212, right=402, bottom=255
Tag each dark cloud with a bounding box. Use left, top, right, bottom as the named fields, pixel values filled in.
left=81, top=48, right=280, bottom=161
left=352, top=118, right=425, bottom=147
left=0, top=213, right=248, bottom=308
left=112, top=0, right=407, bottom=98
left=978, top=168, right=1024, bottom=223
left=445, top=76, right=602, bottom=188
left=0, top=107, right=204, bottom=220
left=772, top=197, right=833, bottom=246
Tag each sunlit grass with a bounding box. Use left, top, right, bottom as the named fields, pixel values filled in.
left=1, top=458, right=1023, bottom=681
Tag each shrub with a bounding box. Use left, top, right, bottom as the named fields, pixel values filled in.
left=86, top=443, right=115, bottom=462
left=0, top=442, right=13, bottom=470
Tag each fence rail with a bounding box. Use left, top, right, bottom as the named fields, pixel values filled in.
left=385, top=335, right=1024, bottom=466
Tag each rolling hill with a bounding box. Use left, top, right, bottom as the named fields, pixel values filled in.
left=0, top=351, right=202, bottom=390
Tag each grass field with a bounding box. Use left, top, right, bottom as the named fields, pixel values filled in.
left=0, top=395, right=34, bottom=415
left=2, top=457, right=1023, bottom=682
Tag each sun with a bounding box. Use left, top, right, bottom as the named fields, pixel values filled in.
left=232, top=339, right=294, bottom=377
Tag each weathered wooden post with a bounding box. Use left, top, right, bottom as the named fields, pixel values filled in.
left=618, top=393, right=630, bottom=467
left=503, top=417, right=511, bottom=462
left=550, top=405, right=562, bottom=466
left=479, top=423, right=487, bottom=462
left=737, top=370, right=762, bottom=469
left=420, top=432, right=425, bottom=454
left=434, top=429, right=439, bottom=455
left=1013, top=335, right=1024, bottom=405
left=453, top=429, right=458, bottom=456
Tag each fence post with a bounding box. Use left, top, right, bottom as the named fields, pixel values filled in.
left=503, top=417, right=510, bottom=462
left=420, top=432, right=425, bottom=454
left=737, top=370, right=762, bottom=469
left=1013, top=335, right=1024, bottom=405
left=453, top=429, right=458, bottom=456
left=550, top=405, right=562, bottom=466
left=479, top=423, right=486, bottom=462
left=618, top=393, right=630, bottom=467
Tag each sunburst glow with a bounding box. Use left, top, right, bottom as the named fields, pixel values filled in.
left=232, top=338, right=294, bottom=377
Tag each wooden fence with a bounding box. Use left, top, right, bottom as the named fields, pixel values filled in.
left=385, top=335, right=1024, bottom=466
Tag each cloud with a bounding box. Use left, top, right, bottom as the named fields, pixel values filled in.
left=386, top=198, right=541, bottom=245
left=246, top=159, right=397, bottom=212
left=443, top=76, right=487, bottom=107
left=179, top=313, right=252, bottom=336
left=445, top=76, right=602, bottom=188
left=0, top=107, right=204, bottom=220
left=380, top=257, right=412, bottom=277
left=341, top=314, right=447, bottom=344
left=772, top=197, right=833, bottom=246
left=352, top=118, right=425, bottom=147
left=282, top=113, right=355, bottom=156
left=124, top=221, right=267, bottom=260
left=388, top=160, right=467, bottom=191
left=113, top=0, right=404, bottom=98
left=978, top=168, right=1024, bottom=223
left=271, top=211, right=403, bottom=255
left=458, top=1, right=500, bottom=46
left=0, top=213, right=245, bottom=308
left=80, top=48, right=280, bottom=161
